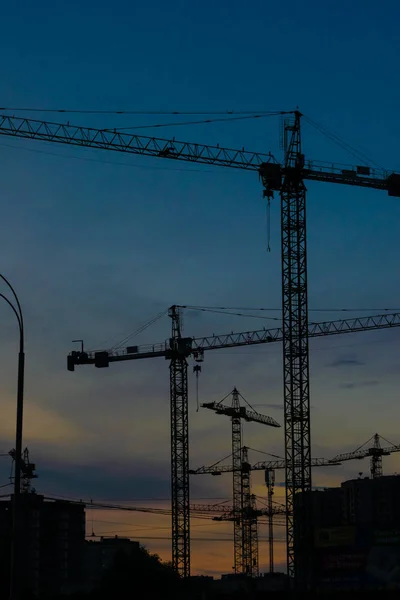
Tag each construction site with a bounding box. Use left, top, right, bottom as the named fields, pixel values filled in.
left=0, top=104, right=398, bottom=599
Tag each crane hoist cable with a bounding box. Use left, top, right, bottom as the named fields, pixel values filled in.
left=180, top=304, right=400, bottom=312
left=108, top=113, right=281, bottom=132
left=245, top=446, right=284, bottom=460
left=89, top=308, right=168, bottom=352
left=0, top=107, right=291, bottom=115
left=303, top=114, right=383, bottom=169
left=236, top=389, right=260, bottom=412
left=179, top=306, right=283, bottom=322
left=215, top=390, right=236, bottom=407
left=111, top=309, right=168, bottom=350
left=379, top=434, right=398, bottom=447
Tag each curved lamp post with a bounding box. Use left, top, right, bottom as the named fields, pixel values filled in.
left=0, top=275, right=25, bottom=600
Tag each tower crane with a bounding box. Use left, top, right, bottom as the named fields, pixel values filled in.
left=330, top=433, right=400, bottom=479
left=3, top=111, right=397, bottom=579
left=67, top=310, right=400, bottom=577
left=191, top=433, right=400, bottom=572
left=212, top=492, right=262, bottom=578
left=9, top=447, right=37, bottom=494
left=194, top=468, right=287, bottom=580
left=190, top=449, right=341, bottom=575
left=201, top=387, right=280, bottom=575
left=204, top=449, right=287, bottom=580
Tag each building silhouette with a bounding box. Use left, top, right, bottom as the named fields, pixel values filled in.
left=85, top=536, right=140, bottom=590
left=296, top=475, right=400, bottom=590
left=0, top=494, right=85, bottom=596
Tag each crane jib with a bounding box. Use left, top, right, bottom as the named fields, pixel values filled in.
left=259, top=161, right=400, bottom=196
left=67, top=311, right=400, bottom=370
left=0, top=113, right=399, bottom=193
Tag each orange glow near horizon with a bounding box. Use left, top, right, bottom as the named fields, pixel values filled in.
left=86, top=505, right=287, bottom=576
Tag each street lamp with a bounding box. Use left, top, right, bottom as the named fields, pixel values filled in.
left=0, top=275, right=25, bottom=600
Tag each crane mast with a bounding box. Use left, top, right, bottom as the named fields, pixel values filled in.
left=281, top=114, right=311, bottom=583
left=260, top=111, right=311, bottom=582
left=240, top=447, right=259, bottom=577
left=265, top=468, right=276, bottom=573
left=371, top=433, right=384, bottom=478
left=232, top=389, right=243, bottom=574
left=169, top=306, right=190, bottom=576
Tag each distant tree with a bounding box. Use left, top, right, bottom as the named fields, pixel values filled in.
left=96, top=544, right=181, bottom=598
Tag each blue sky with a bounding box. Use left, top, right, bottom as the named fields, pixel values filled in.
left=0, top=0, right=399, bottom=573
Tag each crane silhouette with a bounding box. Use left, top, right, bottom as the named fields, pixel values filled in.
left=330, top=433, right=400, bottom=479
left=1, top=111, right=399, bottom=580
left=202, top=387, right=280, bottom=575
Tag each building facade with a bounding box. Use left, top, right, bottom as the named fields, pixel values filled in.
left=0, top=494, right=85, bottom=597
left=296, top=475, right=400, bottom=590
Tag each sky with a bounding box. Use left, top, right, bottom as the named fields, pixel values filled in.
left=0, top=0, right=399, bottom=576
